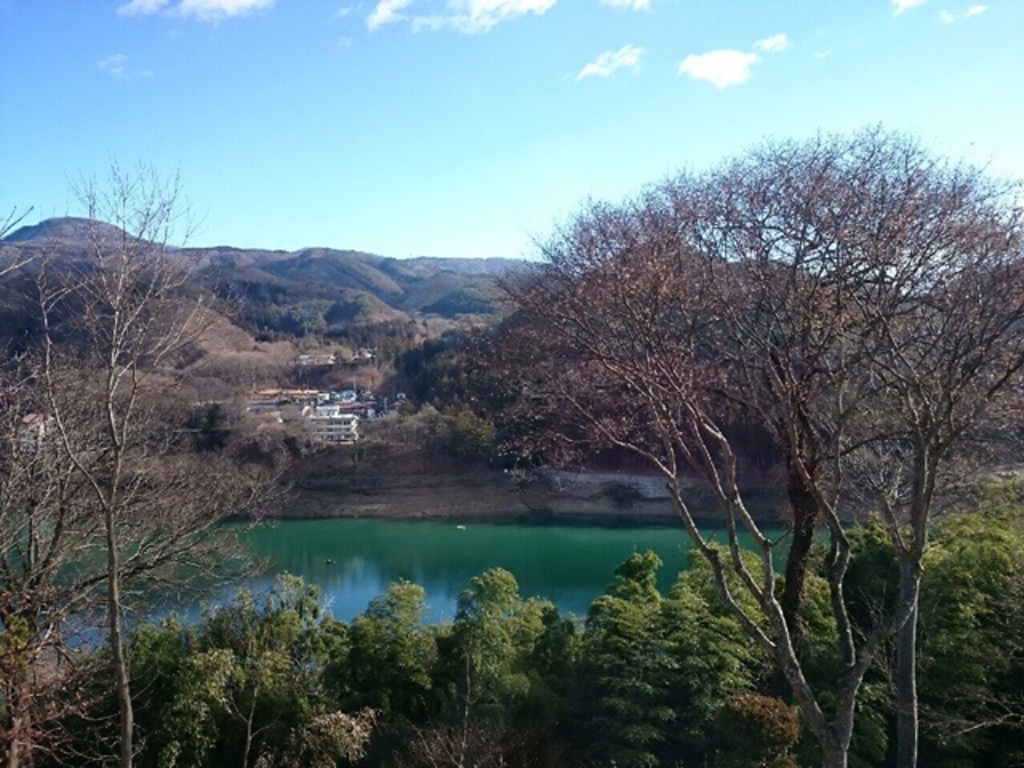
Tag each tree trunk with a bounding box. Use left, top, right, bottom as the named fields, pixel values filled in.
left=772, top=466, right=818, bottom=700
left=3, top=668, right=26, bottom=768
left=820, top=738, right=849, bottom=768
left=896, top=557, right=922, bottom=768
left=771, top=629, right=852, bottom=768
left=7, top=710, right=25, bottom=768
left=106, top=508, right=134, bottom=768
left=781, top=466, right=818, bottom=647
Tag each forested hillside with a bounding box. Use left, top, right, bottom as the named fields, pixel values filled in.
left=0, top=217, right=524, bottom=342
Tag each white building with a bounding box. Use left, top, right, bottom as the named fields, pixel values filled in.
left=304, top=404, right=359, bottom=443
left=18, top=413, right=52, bottom=455
left=296, top=353, right=336, bottom=367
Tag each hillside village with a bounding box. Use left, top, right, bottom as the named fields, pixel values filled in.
left=249, top=351, right=409, bottom=445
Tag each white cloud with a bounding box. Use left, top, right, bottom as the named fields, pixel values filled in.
left=443, top=0, right=556, bottom=33
left=367, top=0, right=411, bottom=28
left=97, top=53, right=153, bottom=80
left=98, top=54, right=129, bottom=76
left=119, top=0, right=273, bottom=22
left=754, top=33, right=789, bottom=54
left=118, top=0, right=171, bottom=14
left=600, top=0, right=650, bottom=11
left=576, top=45, right=645, bottom=80
left=367, top=0, right=554, bottom=33
left=892, top=0, right=925, bottom=16
left=678, top=49, right=759, bottom=89
left=938, top=5, right=986, bottom=24
left=175, top=0, right=273, bottom=21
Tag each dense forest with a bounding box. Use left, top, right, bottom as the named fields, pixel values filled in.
left=16, top=492, right=1024, bottom=768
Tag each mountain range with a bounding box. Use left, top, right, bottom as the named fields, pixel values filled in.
left=0, top=217, right=528, bottom=337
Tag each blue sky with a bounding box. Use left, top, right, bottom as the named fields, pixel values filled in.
left=2, top=0, right=1021, bottom=258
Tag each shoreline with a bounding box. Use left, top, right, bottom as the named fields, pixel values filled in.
left=269, top=448, right=790, bottom=526
left=249, top=508, right=754, bottom=530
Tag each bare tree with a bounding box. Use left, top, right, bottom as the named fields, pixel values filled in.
left=502, top=129, right=1024, bottom=768
left=828, top=151, right=1024, bottom=767
left=24, top=164, right=272, bottom=768
left=0, top=207, right=34, bottom=278
left=0, top=373, right=100, bottom=768
left=0, top=207, right=96, bottom=768
left=681, top=130, right=1024, bottom=766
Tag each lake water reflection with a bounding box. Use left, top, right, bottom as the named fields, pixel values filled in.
left=240, top=518, right=787, bottom=623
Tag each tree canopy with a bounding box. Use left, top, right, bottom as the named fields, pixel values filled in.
left=498, top=127, right=1024, bottom=768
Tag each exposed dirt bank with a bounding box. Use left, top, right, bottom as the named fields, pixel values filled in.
left=275, top=443, right=789, bottom=524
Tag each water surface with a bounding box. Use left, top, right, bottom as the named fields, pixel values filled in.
left=240, top=518, right=787, bottom=623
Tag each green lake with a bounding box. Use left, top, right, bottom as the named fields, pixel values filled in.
left=239, top=518, right=788, bottom=623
